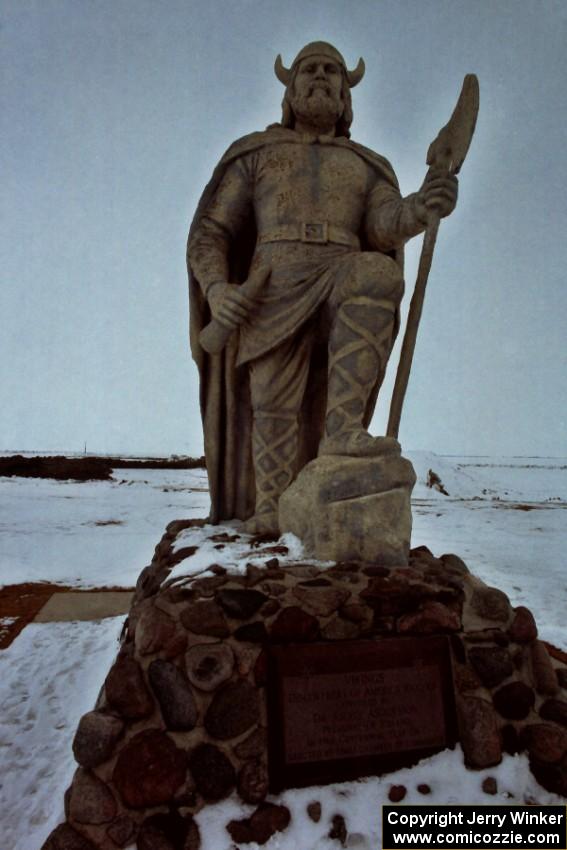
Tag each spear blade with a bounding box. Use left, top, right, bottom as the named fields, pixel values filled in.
left=426, top=73, right=479, bottom=174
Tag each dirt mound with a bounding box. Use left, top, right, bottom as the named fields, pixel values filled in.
left=0, top=454, right=206, bottom=481
left=0, top=455, right=113, bottom=481
left=111, top=456, right=205, bottom=470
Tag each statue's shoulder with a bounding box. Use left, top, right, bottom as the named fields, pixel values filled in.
left=216, top=130, right=397, bottom=188
left=218, top=126, right=291, bottom=166
left=338, top=138, right=399, bottom=189
left=190, top=129, right=286, bottom=238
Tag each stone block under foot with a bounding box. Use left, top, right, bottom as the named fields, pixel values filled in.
left=278, top=445, right=416, bottom=565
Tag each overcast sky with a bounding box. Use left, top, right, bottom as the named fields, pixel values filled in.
left=1, top=0, right=566, bottom=458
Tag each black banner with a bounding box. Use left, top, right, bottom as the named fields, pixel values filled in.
left=382, top=805, right=567, bottom=849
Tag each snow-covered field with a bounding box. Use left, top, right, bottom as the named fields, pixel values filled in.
left=0, top=466, right=210, bottom=588
left=0, top=454, right=565, bottom=849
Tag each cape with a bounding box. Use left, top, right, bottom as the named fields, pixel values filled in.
left=187, top=125, right=404, bottom=523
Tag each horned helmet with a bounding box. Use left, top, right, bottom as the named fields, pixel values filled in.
left=274, top=42, right=365, bottom=138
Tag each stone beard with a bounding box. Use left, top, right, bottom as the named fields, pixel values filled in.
left=288, top=83, right=343, bottom=129
left=187, top=42, right=454, bottom=534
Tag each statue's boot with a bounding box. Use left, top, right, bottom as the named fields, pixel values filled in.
left=243, top=411, right=298, bottom=535
left=319, top=296, right=398, bottom=457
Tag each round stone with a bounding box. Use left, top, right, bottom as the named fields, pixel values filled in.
left=329, top=814, right=348, bottom=844
left=521, top=723, right=567, bottom=764
left=191, top=574, right=227, bottom=597
left=205, top=680, right=259, bottom=740
left=137, top=812, right=199, bottom=850
left=185, top=643, right=234, bottom=692
left=397, top=601, right=460, bottom=634
left=113, top=729, right=186, bottom=808
left=255, top=803, right=291, bottom=844
left=388, top=785, right=407, bottom=802
left=40, top=823, right=98, bottom=850
left=508, top=606, right=538, bottom=642
left=106, top=815, right=136, bottom=848
left=134, top=606, right=177, bottom=655
left=340, top=603, right=373, bottom=624
left=72, top=711, right=124, bottom=768
left=188, top=743, right=236, bottom=801
left=292, top=585, right=351, bottom=617
left=470, top=586, right=511, bottom=623
left=68, top=769, right=117, bottom=825
left=531, top=640, right=559, bottom=695
left=307, top=801, right=322, bottom=822
left=228, top=803, right=291, bottom=845
left=493, top=682, right=535, bottom=720
left=269, top=606, right=320, bottom=642
left=482, top=776, right=498, bottom=795
left=104, top=656, right=154, bottom=719
left=440, top=553, right=470, bottom=575
left=468, top=646, right=514, bottom=688
left=459, top=696, right=502, bottom=768
left=237, top=760, right=269, bottom=804
left=540, top=698, right=567, bottom=727
left=529, top=754, right=567, bottom=798
left=180, top=600, right=229, bottom=637
left=217, top=589, right=268, bottom=619
left=148, top=659, right=198, bottom=730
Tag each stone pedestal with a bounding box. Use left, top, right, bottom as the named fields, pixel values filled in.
left=279, top=445, right=416, bottom=565
left=40, top=520, right=567, bottom=850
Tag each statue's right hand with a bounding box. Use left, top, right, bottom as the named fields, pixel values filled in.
left=207, top=282, right=256, bottom=329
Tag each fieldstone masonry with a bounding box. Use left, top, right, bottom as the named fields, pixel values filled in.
left=41, top=519, right=567, bottom=850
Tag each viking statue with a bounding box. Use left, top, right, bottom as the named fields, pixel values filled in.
left=188, top=42, right=458, bottom=534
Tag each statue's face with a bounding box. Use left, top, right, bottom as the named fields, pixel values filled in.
left=290, top=54, right=344, bottom=129
left=294, top=55, right=343, bottom=101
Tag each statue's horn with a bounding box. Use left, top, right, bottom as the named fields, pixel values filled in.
left=347, top=57, right=365, bottom=88
left=274, top=54, right=291, bottom=86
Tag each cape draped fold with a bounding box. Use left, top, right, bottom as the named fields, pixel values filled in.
left=187, top=126, right=404, bottom=523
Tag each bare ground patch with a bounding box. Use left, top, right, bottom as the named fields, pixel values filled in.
left=0, top=583, right=134, bottom=649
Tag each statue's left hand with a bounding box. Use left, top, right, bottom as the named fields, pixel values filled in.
left=208, top=282, right=256, bottom=329
left=416, top=169, right=459, bottom=221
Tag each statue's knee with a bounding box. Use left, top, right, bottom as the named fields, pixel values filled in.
left=350, top=252, right=403, bottom=300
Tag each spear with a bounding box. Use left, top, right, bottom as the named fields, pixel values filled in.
left=387, top=74, right=480, bottom=440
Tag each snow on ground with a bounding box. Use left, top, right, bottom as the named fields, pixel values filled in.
left=409, top=453, right=567, bottom=651
left=0, top=454, right=565, bottom=848
left=0, top=618, right=124, bottom=850
left=193, top=748, right=565, bottom=850
left=0, top=468, right=210, bottom=588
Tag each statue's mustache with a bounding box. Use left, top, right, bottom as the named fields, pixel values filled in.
left=308, top=82, right=332, bottom=96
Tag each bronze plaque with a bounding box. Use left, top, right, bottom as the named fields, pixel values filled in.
left=267, top=636, right=457, bottom=791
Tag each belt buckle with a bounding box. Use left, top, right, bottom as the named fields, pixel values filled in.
left=302, top=222, right=328, bottom=244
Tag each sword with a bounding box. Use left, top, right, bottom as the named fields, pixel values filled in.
left=199, top=264, right=270, bottom=355
left=387, top=74, right=480, bottom=440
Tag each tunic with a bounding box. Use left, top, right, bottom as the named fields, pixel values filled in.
left=189, top=132, right=426, bottom=366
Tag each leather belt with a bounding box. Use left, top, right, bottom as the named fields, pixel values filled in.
left=258, top=222, right=360, bottom=249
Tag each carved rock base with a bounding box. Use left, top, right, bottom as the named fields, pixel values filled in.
left=279, top=447, right=416, bottom=565
left=40, top=523, right=567, bottom=850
